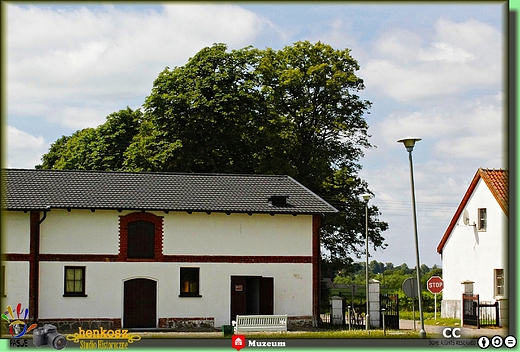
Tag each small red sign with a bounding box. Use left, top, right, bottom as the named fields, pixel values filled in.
left=232, top=335, right=246, bottom=351
left=427, top=276, right=444, bottom=294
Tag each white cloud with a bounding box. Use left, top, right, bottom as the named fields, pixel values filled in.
left=361, top=18, right=503, bottom=104
left=6, top=126, right=48, bottom=168
left=418, top=42, right=475, bottom=63
left=7, top=4, right=267, bottom=130
left=374, top=93, right=504, bottom=165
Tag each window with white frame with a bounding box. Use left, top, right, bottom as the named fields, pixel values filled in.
left=494, top=269, right=504, bottom=297
left=477, top=208, right=487, bottom=231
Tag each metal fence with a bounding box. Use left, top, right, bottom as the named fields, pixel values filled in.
left=462, top=294, right=500, bottom=328
left=320, top=308, right=366, bottom=329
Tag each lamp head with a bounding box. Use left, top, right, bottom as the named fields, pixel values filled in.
left=397, top=137, right=421, bottom=152
left=361, top=193, right=371, bottom=202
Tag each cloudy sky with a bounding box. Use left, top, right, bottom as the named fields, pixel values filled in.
left=4, top=2, right=509, bottom=268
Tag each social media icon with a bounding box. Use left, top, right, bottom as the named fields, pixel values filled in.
left=478, top=336, right=490, bottom=349
left=491, top=335, right=503, bottom=348
left=504, top=335, right=517, bottom=348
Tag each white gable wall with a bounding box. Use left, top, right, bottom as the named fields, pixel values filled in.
left=441, top=178, right=507, bottom=317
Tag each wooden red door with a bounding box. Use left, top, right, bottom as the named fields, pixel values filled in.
left=123, top=278, right=157, bottom=328
left=230, top=276, right=273, bottom=323
left=230, top=276, right=247, bottom=323
left=259, top=277, right=274, bottom=315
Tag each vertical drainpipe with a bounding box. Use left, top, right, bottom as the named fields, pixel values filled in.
left=29, top=207, right=49, bottom=324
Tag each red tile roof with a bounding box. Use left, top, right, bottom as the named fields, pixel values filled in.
left=436, top=168, right=508, bottom=254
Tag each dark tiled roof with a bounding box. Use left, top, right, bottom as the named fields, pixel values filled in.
left=437, top=168, right=508, bottom=254
left=2, top=169, right=338, bottom=214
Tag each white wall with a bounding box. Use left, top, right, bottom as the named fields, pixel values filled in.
left=164, top=212, right=312, bottom=256
left=38, top=262, right=313, bottom=327
left=442, top=179, right=508, bottom=304
left=40, top=210, right=119, bottom=254
left=36, top=210, right=313, bottom=256
left=3, top=212, right=30, bottom=254
left=1, top=262, right=30, bottom=311
left=5, top=209, right=315, bottom=327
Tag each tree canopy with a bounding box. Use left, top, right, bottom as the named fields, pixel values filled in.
left=37, top=41, right=388, bottom=267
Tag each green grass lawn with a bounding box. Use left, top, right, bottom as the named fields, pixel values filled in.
left=140, top=329, right=420, bottom=339
left=399, top=310, right=461, bottom=327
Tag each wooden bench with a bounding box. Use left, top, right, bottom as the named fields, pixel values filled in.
left=232, top=314, right=288, bottom=333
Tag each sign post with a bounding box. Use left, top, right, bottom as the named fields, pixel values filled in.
left=427, top=276, right=444, bottom=320
left=402, top=278, right=418, bottom=330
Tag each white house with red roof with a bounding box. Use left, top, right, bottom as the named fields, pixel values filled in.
left=436, top=168, right=508, bottom=326
left=2, top=169, right=337, bottom=332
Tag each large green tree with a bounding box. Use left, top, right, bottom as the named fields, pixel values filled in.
left=38, top=107, right=142, bottom=170
left=38, top=41, right=388, bottom=267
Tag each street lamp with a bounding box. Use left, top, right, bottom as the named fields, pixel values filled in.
left=361, top=193, right=371, bottom=330
left=397, top=137, right=426, bottom=338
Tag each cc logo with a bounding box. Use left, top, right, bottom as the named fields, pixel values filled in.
left=443, top=327, right=462, bottom=338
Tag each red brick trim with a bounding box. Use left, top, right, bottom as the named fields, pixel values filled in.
left=312, top=214, right=321, bottom=325
left=2, top=254, right=31, bottom=261
left=118, top=212, right=163, bottom=261
left=5, top=254, right=312, bottom=264
left=162, top=255, right=312, bottom=263
left=29, top=211, right=40, bottom=323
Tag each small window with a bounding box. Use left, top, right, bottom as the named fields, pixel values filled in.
left=179, top=268, right=201, bottom=297
left=477, top=208, right=487, bottom=231
left=128, top=221, right=155, bottom=259
left=64, top=266, right=87, bottom=297
left=494, top=269, right=504, bottom=297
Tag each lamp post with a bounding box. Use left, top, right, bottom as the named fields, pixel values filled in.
left=397, top=137, right=426, bottom=338
left=361, top=193, right=371, bottom=330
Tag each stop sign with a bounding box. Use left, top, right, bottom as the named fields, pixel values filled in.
left=427, top=276, right=444, bottom=294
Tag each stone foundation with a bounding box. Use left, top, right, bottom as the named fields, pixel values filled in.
left=287, top=316, right=314, bottom=330
left=35, top=319, right=122, bottom=334
left=158, top=317, right=215, bottom=331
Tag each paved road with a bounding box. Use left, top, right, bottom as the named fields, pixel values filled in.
left=399, top=320, right=509, bottom=338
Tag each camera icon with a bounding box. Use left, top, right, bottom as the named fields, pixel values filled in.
left=33, top=324, right=67, bottom=350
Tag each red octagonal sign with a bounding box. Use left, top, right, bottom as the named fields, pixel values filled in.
left=427, top=276, right=444, bottom=294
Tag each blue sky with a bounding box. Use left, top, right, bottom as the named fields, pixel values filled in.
left=4, top=2, right=508, bottom=268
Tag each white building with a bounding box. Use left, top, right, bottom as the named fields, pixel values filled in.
left=2, top=169, right=337, bottom=331
left=436, top=168, right=508, bottom=325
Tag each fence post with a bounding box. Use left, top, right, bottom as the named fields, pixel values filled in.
left=495, top=301, right=500, bottom=327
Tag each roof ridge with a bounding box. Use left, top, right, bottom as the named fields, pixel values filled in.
left=3, top=168, right=290, bottom=178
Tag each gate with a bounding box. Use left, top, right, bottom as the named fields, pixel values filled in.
left=462, top=294, right=500, bottom=328
left=462, top=294, right=479, bottom=327
left=380, top=293, right=399, bottom=329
